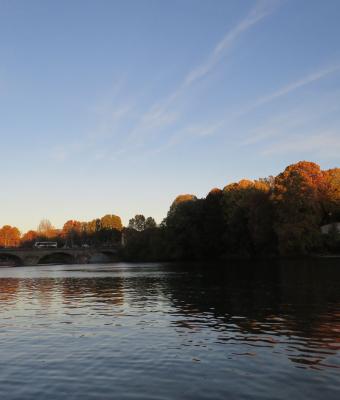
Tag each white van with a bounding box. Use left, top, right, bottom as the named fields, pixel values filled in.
left=34, top=242, right=58, bottom=249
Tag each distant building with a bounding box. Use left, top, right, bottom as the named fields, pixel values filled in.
left=321, top=222, right=340, bottom=235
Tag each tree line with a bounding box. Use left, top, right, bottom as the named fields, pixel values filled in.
left=1, top=161, right=339, bottom=259
left=0, top=213, right=158, bottom=250
left=0, top=215, right=124, bottom=249
left=123, top=161, right=340, bottom=260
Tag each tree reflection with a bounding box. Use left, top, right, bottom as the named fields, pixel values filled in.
left=0, top=260, right=339, bottom=371
left=163, top=259, right=340, bottom=370
left=61, top=277, right=125, bottom=307
left=0, top=278, right=20, bottom=302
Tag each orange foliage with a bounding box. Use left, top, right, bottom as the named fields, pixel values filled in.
left=208, top=187, right=222, bottom=195
left=21, top=230, right=38, bottom=242
left=62, top=220, right=82, bottom=237
left=0, top=225, right=21, bottom=247
left=172, top=194, right=197, bottom=205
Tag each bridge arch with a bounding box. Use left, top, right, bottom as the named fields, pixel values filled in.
left=89, top=250, right=118, bottom=263
left=0, top=253, right=23, bottom=266
left=38, top=252, right=76, bottom=265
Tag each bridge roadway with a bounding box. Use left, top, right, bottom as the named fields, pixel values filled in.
left=0, top=246, right=120, bottom=266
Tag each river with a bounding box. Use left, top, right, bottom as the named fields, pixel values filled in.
left=0, top=260, right=339, bottom=399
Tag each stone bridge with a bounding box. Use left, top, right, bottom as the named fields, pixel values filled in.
left=0, top=247, right=120, bottom=266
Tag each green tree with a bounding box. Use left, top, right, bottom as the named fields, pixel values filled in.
left=165, top=195, right=204, bottom=260
left=145, top=217, right=157, bottom=229
left=222, top=179, right=275, bottom=256
left=128, top=215, right=146, bottom=231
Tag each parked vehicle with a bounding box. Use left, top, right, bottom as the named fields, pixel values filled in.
left=33, top=241, right=58, bottom=249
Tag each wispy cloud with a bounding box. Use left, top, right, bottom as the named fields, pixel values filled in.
left=240, top=96, right=340, bottom=146
left=51, top=146, right=69, bottom=162
left=184, top=0, right=280, bottom=86
left=158, top=62, right=340, bottom=153
left=212, top=63, right=340, bottom=130
left=126, top=0, right=280, bottom=147
left=81, top=59, right=340, bottom=164
left=132, top=120, right=225, bottom=162
left=262, top=131, right=340, bottom=158
left=50, top=140, right=94, bottom=162
left=88, top=103, right=134, bottom=140
left=251, top=63, right=340, bottom=110
left=55, top=0, right=340, bottom=164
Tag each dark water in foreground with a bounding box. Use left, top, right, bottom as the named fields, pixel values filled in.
left=0, top=260, right=339, bottom=399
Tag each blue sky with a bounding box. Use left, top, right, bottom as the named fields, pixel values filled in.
left=1, top=0, right=340, bottom=232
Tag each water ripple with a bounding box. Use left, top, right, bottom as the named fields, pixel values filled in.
left=0, top=261, right=339, bottom=399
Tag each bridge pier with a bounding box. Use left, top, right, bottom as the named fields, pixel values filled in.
left=22, top=256, right=41, bottom=266
left=75, top=254, right=91, bottom=264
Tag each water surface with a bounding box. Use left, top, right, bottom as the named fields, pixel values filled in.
left=0, top=260, right=339, bottom=399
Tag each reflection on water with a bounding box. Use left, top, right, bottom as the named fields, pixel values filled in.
left=0, top=260, right=339, bottom=399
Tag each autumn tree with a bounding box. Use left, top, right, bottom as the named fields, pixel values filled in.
left=0, top=225, right=21, bottom=247
left=86, top=219, right=101, bottom=234
left=37, top=219, right=55, bottom=238
left=271, top=161, right=324, bottom=255
left=21, top=230, right=39, bottom=247
left=168, top=194, right=198, bottom=216
left=59, top=215, right=124, bottom=247
left=62, top=220, right=82, bottom=235
left=322, top=168, right=340, bottom=222
left=100, top=214, right=123, bottom=231
left=62, top=220, right=82, bottom=247
left=4, top=159, right=336, bottom=259
left=122, top=160, right=340, bottom=260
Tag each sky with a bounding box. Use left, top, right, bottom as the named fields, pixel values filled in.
left=1, top=0, right=340, bottom=232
